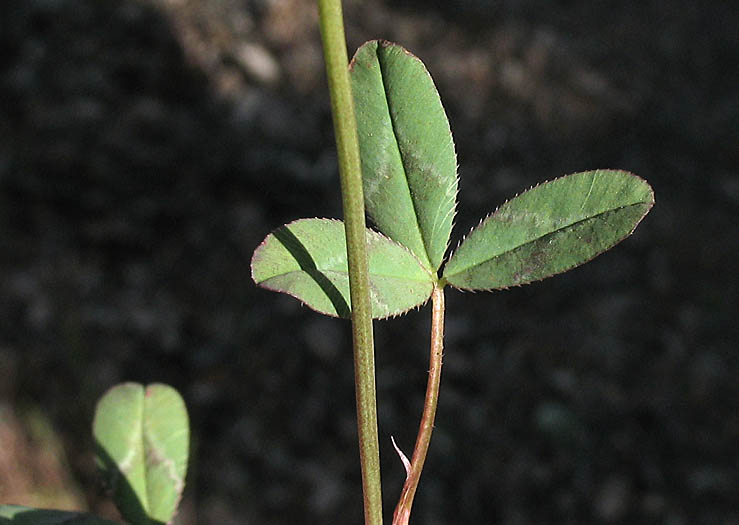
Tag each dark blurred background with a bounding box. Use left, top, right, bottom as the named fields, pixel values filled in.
left=1, top=0, right=737, bottom=523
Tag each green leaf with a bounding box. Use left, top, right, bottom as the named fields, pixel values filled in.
left=92, top=383, right=189, bottom=525
left=0, top=505, right=117, bottom=525
left=443, top=170, right=654, bottom=290
left=350, top=40, right=458, bottom=272
left=251, top=218, right=434, bottom=319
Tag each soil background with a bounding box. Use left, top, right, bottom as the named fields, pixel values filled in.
left=1, top=0, right=737, bottom=523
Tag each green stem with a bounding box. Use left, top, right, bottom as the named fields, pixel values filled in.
left=392, top=284, right=446, bottom=525
left=317, top=1, right=383, bottom=523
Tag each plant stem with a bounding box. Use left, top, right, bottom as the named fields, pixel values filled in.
left=392, top=284, right=446, bottom=525
left=317, top=1, right=383, bottom=523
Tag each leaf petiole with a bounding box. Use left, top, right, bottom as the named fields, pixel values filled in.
left=393, top=283, right=446, bottom=525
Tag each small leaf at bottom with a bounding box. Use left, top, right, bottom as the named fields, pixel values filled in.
left=92, top=382, right=189, bottom=525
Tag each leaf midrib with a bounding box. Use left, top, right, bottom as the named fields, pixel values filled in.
left=374, top=44, right=432, bottom=270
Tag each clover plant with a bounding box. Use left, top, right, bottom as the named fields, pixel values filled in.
left=252, top=38, right=654, bottom=524
left=0, top=2, right=653, bottom=524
